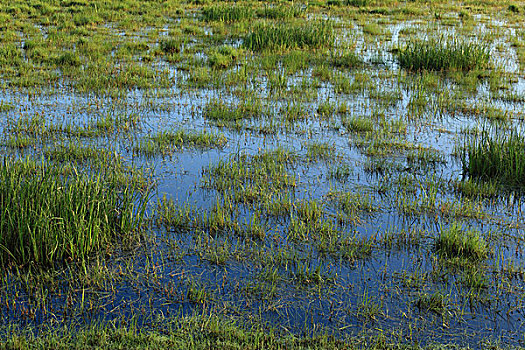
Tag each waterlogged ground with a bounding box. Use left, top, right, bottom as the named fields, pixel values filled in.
left=2, top=0, right=525, bottom=348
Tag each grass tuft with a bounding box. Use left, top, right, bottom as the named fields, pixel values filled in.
left=202, top=5, right=254, bottom=22
left=0, top=158, right=149, bottom=267
left=258, top=5, right=305, bottom=19
left=397, top=37, right=490, bottom=72
left=55, top=52, right=82, bottom=67
left=434, top=223, right=488, bottom=261
left=462, top=132, right=525, bottom=187
left=415, top=291, right=448, bottom=314
left=243, top=21, right=333, bottom=51
left=160, top=38, right=182, bottom=54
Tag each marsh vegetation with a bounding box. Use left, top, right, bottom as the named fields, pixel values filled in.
left=1, top=0, right=525, bottom=348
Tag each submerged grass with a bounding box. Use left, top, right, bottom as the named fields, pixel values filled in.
left=202, top=148, right=296, bottom=205
left=0, top=158, right=149, bottom=267
left=398, top=37, right=490, bottom=72
left=134, top=129, right=227, bottom=157
left=204, top=98, right=263, bottom=122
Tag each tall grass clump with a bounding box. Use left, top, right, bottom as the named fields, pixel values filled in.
left=202, top=5, right=254, bottom=22
left=0, top=158, right=149, bottom=267
left=258, top=5, right=304, bottom=19
left=243, top=21, right=333, bottom=51
left=435, top=223, right=488, bottom=261
left=462, top=132, right=525, bottom=187
left=397, top=37, right=490, bottom=72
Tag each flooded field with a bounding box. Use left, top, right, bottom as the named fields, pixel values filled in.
left=1, top=0, right=525, bottom=348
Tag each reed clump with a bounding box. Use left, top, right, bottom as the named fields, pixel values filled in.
left=202, top=5, right=254, bottom=22
left=462, top=132, right=525, bottom=187
left=257, top=5, right=304, bottom=19
left=243, top=21, right=334, bottom=51
left=0, top=158, right=149, bottom=267
left=397, top=37, right=490, bottom=72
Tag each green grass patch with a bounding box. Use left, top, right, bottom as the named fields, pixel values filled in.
left=204, top=98, right=262, bottom=122
left=305, top=141, right=336, bottom=161
left=415, top=291, right=449, bottom=314
left=330, top=0, right=369, bottom=6
left=342, top=116, right=374, bottom=132
left=462, top=132, right=525, bottom=187
left=331, top=49, right=362, bottom=69
left=243, top=21, right=333, bottom=51
left=453, top=178, right=499, bottom=198
left=160, top=38, right=182, bottom=54
left=208, top=45, right=242, bottom=69
left=45, top=144, right=112, bottom=163
left=55, top=51, right=82, bottom=67
left=0, top=158, right=148, bottom=267
left=202, top=148, right=296, bottom=206
left=257, top=5, right=305, bottom=19
left=0, top=43, right=22, bottom=66
left=397, top=37, right=490, bottom=72
left=0, top=101, right=14, bottom=112
left=434, top=223, right=488, bottom=261
left=202, top=5, right=255, bottom=22
left=0, top=311, right=478, bottom=349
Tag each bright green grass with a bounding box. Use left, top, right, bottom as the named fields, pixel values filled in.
left=462, top=132, right=525, bottom=187
left=160, top=38, right=182, bottom=54
left=0, top=158, right=149, bottom=267
left=415, top=291, right=449, bottom=314
left=331, top=49, right=363, bottom=69
left=258, top=4, right=305, bottom=19
left=243, top=21, right=334, bottom=51
left=208, top=45, right=242, bottom=69
left=45, top=144, right=112, bottom=163
left=434, top=223, right=488, bottom=261
left=202, top=148, right=296, bottom=206
left=202, top=5, right=255, bottom=22
left=397, top=37, right=490, bottom=72
left=1, top=312, right=494, bottom=350
left=453, top=178, right=499, bottom=198
left=342, top=116, right=374, bottom=132
left=305, top=141, right=336, bottom=161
